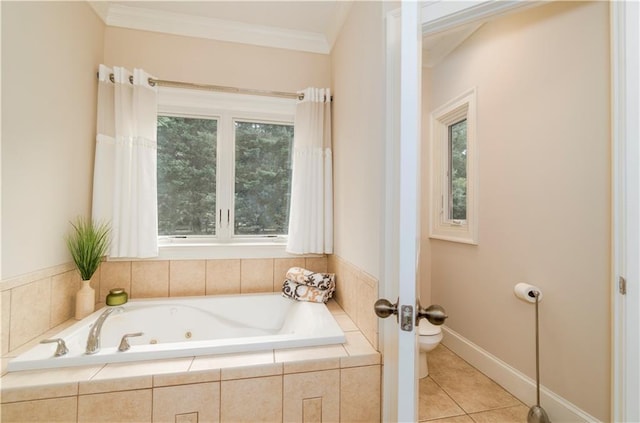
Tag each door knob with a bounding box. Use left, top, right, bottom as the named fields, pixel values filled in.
left=374, top=298, right=398, bottom=318
left=416, top=303, right=448, bottom=326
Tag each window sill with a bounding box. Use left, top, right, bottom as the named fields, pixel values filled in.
left=156, top=241, right=319, bottom=260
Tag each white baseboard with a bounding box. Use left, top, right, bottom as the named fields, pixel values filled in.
left=441, top=326, right=601, bottom=423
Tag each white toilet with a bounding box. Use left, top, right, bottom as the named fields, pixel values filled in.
left=418, top=318, right=443, bottom=378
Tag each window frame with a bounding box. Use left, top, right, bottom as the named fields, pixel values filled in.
left=156, top=87, right=297, bottom=259
left=429, top=87, right=478, bottom=244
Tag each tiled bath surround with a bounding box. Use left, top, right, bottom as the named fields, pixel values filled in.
left=1, top=255, right=379, bottom=370
left=1, top=254, right=381, bottom=421
left=0, top=301, right=381, bottom=422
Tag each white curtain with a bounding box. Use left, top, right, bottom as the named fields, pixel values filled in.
left=92, top=64, right=158, bottom=258
left=286, top=88, right=333, bottom=254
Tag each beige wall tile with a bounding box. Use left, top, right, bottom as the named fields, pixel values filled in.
left=99, top=261, right=131, bottom=303
left=153, top=382, right=220, bottom=423
left=303, top=398, right=322, bottom=423
left=170, top=260, right=206, bottom=297
left=2, top=290, right=11, bottom=355
left=1, top=383, right=78, bottom=403
left=50, top=270, right=79, bottom=327
left=221, top=375, right=282, bottom=422
left=1, top=396, right=77, bottom=422
left=304, top=256, right=328, bottom=273
left=206, top=259, right=241, bottom=295
left=273, top=258, right=305, bottom=291
left=359, top=269, right=378, bottom=288
left=131, top=260, right=169, bottom=298
left=9, top=278, right=51, bottom=350
left=240, top=259, right=274, bottom=293
left=355, top=277, right=378, bottom=348
left=78, top=389, right=152, bottom=422
left=175, top=412, right=199, bottom=423
left=283, top=369, right=339, bottom=422
left=335, top=263, right=358, bottom=322
left=340, top=365, right=381, bottom=422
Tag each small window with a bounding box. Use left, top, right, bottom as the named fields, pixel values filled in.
left=429, top=88, right=478, bottom=244
left=448, top=119, right=467, bottom=221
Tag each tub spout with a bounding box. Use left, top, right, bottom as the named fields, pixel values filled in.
left=86, top=307, right=123, bottom=355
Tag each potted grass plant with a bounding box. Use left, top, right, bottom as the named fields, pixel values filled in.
left=66, top=217, right=110, bottom=319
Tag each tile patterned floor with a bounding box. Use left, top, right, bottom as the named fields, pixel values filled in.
left=419, top=345, right=529, bottom=422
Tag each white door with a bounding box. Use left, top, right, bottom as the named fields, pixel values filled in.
left=382, top=1, right=639, bottom=421
left=378, top=3, right=425, bottom=422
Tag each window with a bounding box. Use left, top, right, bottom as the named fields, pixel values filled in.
left=448, top=119, right=467, bottom=221
left=156, top=88, right=296, bottom=253
left=234, top=121, right=293, bottom=236
left=157, top=116, right=217, bottom=236
left=429, top=88, right=478, bottom=244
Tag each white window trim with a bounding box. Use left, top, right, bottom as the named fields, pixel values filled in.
left=156, top=87, right=297, bottom=259
left=429, top=87, right=478, bottom=245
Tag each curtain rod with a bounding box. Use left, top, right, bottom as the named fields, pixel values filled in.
left=101, top=72, right=303, bottom=100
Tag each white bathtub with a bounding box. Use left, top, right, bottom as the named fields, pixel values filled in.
left=7, top=293, right=345, bottom=372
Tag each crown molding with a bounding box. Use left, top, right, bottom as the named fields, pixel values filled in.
left=92, top=2, right=330, bottom=55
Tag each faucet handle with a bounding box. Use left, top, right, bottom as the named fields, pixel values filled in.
left=118, top=332, right=143, bottom=352
left=40, top=338, right=69, bottom=357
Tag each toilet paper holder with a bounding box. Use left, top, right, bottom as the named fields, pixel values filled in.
left=514, top=283, right=543, bottom=303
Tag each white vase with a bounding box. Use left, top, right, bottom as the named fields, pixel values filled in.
left=75, top=279, right=95, bottom=320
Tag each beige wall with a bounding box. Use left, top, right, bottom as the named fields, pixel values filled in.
left=330, top=2, right=387, bottom=279
left=104, top=27, right=331, bottom=94
left=423, top=2, right=610, bottom=420
left=1, top=2, right=105, bottom=279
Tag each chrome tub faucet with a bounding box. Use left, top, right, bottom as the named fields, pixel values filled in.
left=85, top=307, right=123, bottom=355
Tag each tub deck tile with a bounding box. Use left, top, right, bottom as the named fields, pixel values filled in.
left=153, top=368, right=221, bottom=387
left=220, top=362, right=283, bottom=381
left=1, top=364, right=102, bottom=402
left=79, top=375, right=151, bottom=395
left=275, top=344, right=347, bottom=374
left=190, top=350, right=274, bottom=373
left=91, top=357, right=193, bottom=380
left=341, top=331, right=381, bottom=368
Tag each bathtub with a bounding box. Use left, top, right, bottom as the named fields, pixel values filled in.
left=7, top=293, right=345, bottom=372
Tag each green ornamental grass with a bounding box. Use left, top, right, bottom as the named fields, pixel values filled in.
left=66, top=218, right=111, bottom=281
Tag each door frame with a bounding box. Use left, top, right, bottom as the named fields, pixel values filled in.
left=611, top=1, right=640, bottom=422
left=382, top=1, right=639, bottom=421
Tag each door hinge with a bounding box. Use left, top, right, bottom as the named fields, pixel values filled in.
left=619, top=276, right=627, bottom=295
